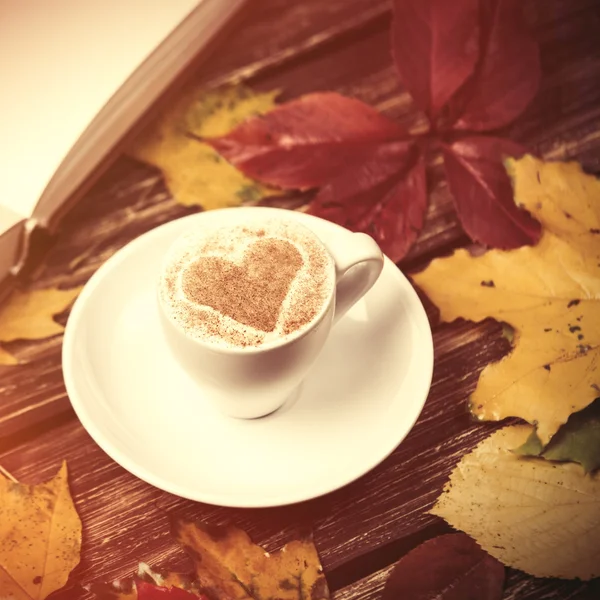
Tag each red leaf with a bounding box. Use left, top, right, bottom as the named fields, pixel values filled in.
left=207, top=92, right=405, bottom=189
left=136, top=580, right=204, bottom=600
left=451, top=0, right=541, bottom=131
left=443, top=136, right=541, bottom=248
left=309, top=143, right=427, bottom=262
left=382, top=533, right=505, bottom=600
left=391, top=0, right=480, bottom=119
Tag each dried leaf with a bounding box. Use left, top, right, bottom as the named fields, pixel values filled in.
left=0, top=462, right=82, bottom=598
left=129, top=85, right=279, bottom=209
left=442, top=137, right=541, bottom=248
left=391, top=0, right=479, bottom=118
left=92, top=523, right=329, bottom=600
left=309, top=144, right=427, bottom=261
left=514, top=397, right=600, bottom=473
left=450, top=0, right=541, bottom=131
left=0, top=286, right=82, bottom=365
left=0, top=287, right=81, bottom=342
left=208, top=92, right=424, bottom=260
left=172, top=519, right=330, bottom=600
left=382, top=533, right=504, bottom=600
left=432, top=425, right=600, bottom=580
left=194, top=4, right=542, bottom=262
left=414, top=155, right=600, bottom=443
left=207, top=92, right=405, bottom=189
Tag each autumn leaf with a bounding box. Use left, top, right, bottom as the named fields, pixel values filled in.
left=382, top=533, right=504, bottom=600
left=129, top=85, right=279, bottom=209
left=172, top=519, right=330, bottom=600
left=514, top=397, right=600, bottom=473
left=203, top=3, right=543, bottom=259
left=432, top=425, right=600, bottom=580
left=0, top=462, right=82, bottom=599
left=413, top=155, right=600, bottom=444
left=206, top=92, right=406, bottom=189
left=309, top=144, right=427, bottom=260
left=442, top=137, right=541, bottom=248
left=207, top=93, right=428, bottom=261
left=0, top=286, right=82, bottom=365
left=92, top=523, right=329, bottom=600
left=391, top=0, right=479, bottom=119
left=447, top=0, right=541, bottom=131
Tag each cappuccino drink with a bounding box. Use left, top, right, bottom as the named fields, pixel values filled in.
left=158, top=218, right=335, bottom=350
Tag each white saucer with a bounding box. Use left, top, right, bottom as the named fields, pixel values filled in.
left=63, top=209, right=433, bottom=508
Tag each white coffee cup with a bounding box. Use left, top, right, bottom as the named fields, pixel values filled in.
left=157, top=207, right=384, bottom=419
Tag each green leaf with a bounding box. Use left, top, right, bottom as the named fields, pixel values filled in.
left=513, top=428, right=544, bottom=457
left=514, top=397, right=600, bottom=473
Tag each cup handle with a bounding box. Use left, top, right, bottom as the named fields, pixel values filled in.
left=323, top=232, right=384, bottom=324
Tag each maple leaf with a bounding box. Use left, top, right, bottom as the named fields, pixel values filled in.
left=381, top=533, right=505, bottom=600
left=0, top=286, right=82, bottom=365
left=515, top=397, right=600, bottom=473
left=129, top=85, right=279, bottom=209
left=413, top=155, right=600, bottom=444
left=0, top=462, right=82, bottom=599
left=172, top=519, right=330, bottom=600
left=432, top=425, right=600, bottom=580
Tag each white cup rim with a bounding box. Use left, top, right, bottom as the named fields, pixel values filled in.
left=156, top=210, right=338, bottom=356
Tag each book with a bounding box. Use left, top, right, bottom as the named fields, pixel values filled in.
left=0, top=0, right=247, bottom=289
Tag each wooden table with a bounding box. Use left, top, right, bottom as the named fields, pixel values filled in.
left=2, top=1, right=600, bottom=598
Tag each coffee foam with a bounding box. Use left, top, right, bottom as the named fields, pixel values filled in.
left=159, top=218, right=335, bottom=349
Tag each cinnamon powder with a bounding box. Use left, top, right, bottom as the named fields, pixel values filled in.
left=181, top=238, right=303, bottom=333
left=160, top=220, right=334, bottom=349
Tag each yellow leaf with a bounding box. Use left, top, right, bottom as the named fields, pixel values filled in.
left=413, top=156, right=600, bottom=444
left=91, top=523, right=329, bottom=600
left=431, top=425, right=600, bottom=580
left=129, top=85, right=280, bottom=210
left=0, top=462, right=82, bottom=599
left=173, top=519, right=330, bottom=599
left=0, top=286, right=82, bottom=365
left=0, top=287, right=82, bottom=342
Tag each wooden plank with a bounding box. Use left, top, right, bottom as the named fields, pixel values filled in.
left=197, top=0, right=391, bottom=89
left=333, top=565, right=392, bottom=600
left=0, top=2, right=598, bottom=598
left=0, top=318, right=512, bottom=598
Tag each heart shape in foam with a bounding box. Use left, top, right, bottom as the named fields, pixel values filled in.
left=181, top=238, right=303, bottom=332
